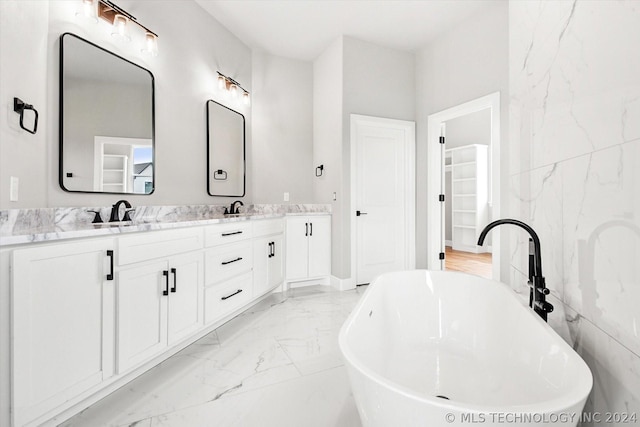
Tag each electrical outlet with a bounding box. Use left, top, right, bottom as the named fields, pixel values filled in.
left=332, top=192, right=337, bottom=201
left=9, top=176, right=19, bottom=202
left=284, top=192, right=289, bottom=202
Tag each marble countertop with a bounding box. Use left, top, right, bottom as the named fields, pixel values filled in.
left=0, top=204, right=331, bottom=247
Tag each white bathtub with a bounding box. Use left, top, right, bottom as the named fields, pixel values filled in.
left=339, top=270, right=592, bottom=427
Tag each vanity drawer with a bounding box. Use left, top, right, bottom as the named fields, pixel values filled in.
left=205, top=241, right=252, bottom=285
left=204, top=272, right=253, bottom=324
left=252, top=218, right=284, bottom=237
left=205, top=222, right=252, bottom=247
left=118, top=227, right=204, bottom=265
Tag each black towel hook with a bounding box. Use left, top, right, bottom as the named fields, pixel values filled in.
left=13, top=97, right=39, bottom=135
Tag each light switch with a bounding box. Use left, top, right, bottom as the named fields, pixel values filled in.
left=284, top=192, right=289, bottom=202
left=9, top=176, right=19, bottom=202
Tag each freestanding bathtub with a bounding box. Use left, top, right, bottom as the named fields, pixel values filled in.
left=339, top=270, right=592, bottom=427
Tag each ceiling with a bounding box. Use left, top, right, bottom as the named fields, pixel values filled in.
left=195, top=0, right=502, bottom=61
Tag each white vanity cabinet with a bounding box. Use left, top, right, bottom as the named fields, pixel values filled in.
left=285, top=215, right=331, bottom=283
left=253, top=219, right=284, bottom=297
left=11, top=238, right=116, bottom=427
left=204, top=222, right=254, bottom=325
left=4, top=212, right=330, bottom=426
left=116, top=228, right=204, bottom=373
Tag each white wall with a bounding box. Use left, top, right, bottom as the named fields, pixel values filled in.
left=509, top=0, right=640, bottom=417
left=415, top=2, right=509, bottom=271
left=252, top=51, right=314, bottom=203
left=313, top=36, right=415, bottom=281
left=445, top=108, right=491, bottom=149
left=0, top=0, right=252, bottom=210
left=0, top=0, right=49, bottom=208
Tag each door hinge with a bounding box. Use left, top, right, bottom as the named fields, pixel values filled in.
left=439, top=252, right=445, bottom=260
left=439, top=194, right=445, bottom=202
left=439, top=136, right=445, bottom=144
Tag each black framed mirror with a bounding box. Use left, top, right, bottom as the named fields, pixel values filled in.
left=59, top=33, right=155, bottom=194
left=206, top=100, right=246, bottom=197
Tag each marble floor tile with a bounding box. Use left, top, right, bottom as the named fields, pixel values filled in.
left=149, top=366, right=360, bottom=427
left=62, top=286, right=365, bottom=427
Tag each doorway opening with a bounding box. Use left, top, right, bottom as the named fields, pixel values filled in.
left=426, top=92, right=501, bottom=280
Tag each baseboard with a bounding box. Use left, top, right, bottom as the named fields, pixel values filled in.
left=330, top=275, right=356, bottom=291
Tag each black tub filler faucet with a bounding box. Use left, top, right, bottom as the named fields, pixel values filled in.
left=477, top=219, right=554, bottom=322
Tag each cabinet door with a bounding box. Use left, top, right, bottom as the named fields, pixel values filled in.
left=117, top=260, right=168, bottom=373
left=252, top=236, right=270, bottom=297
left=268, top=235, right=284, bottom=289
left=167, top=252, right=203, bottom=345
left=285, top=217, right=310, bottom=280
left=12, top=239, right=114, bottom=427
left=308, top=216, right=331, bottom=278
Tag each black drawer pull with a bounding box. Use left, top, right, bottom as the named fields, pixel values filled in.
left=221, top=231, right=243, bottom=237
left=310, top=222, right=313, bottom=236
left=222, top=257, right=243, bottom=265
left=221, top=289, right=243, bottom=300
left=162, top=270, right=169, bottom=296
left=106, top=250, right=114, bottom=281
left=171, top=268, right=177, bottom=293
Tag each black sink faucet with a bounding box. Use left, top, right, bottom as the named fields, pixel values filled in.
left=225, top=200, right=244, bottom=215
left=477, top=219, right=554, bottom=321
left=109, top=200, right=132, bottom=222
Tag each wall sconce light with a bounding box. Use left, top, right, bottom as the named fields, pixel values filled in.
left=79, top=0, right=159, bottom=56
left=217, top=71, right=250, bottom=105
left=316, top=164, right=324, bottom=177
left=76, top=0, right=98, bottom=23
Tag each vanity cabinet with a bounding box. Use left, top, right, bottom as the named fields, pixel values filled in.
left=285, top=216, right=331, bottom=283
left=116, top=228, right=204, bottom=373
left=5, top=212, right=329, bottom=426
left=11, top=238, right=116, bottom=427
left=253, top=219, right=284, bottom=297
left=204, top=222, right=254, bottom=325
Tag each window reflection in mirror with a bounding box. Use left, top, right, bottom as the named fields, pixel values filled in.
left=60, top=33, right=155, bottom=194
left=206, top=100, right=245, bottom=197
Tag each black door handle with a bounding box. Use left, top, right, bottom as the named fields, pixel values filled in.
left=356, top=210, right=368, bottom=216
left=271, top=241, right=276, bottom=257
left=162, top=270, right=169, bottom=296
left=106, top=250, right=114, bottom=280
left=305, top=222, right=308, bottom=236
left=268, top=242, right=273, bottom=258
left=171, top=268, right=177, bottom=293
left=310, top=223, right=313, bottom=236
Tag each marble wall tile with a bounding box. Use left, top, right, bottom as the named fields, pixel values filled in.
left=508, top=162, right=564, bottom=300
left=510, top=0, right=640, bottom=173
left=562, top=141, right=640, bottom=356
left=510, top=0, right=640, bottom=419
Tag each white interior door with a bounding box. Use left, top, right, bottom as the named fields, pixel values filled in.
left=352, top=115, right=415, bottom=285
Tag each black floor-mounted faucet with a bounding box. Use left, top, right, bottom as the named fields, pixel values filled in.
left=477, top=219, right=554, bottom=322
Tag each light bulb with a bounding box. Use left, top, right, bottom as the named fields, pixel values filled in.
left=111, top=14, right=131, bottom=43
left=243, top=91, right=250, bottom=105
left=229, top=84, right=238, bottom=98
left=76, top=0, right=98, bottom=23
left=141, top=32, right=158, bottom=56
left=218, top=75, right=227, bottom=90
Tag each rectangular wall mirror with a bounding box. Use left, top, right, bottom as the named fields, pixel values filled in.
left=60, top=33, right=155, bottom=194
left=206, top=100, right=245, bottom=197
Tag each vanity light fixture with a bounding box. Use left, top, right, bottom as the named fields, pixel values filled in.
left=217, top=71, right=250, bottom=105
left=76, top=0, right=98, bottom=23
left=79, top=0, right=159, bottom=55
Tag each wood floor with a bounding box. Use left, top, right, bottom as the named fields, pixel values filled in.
left=445, top=246, right=492, bottom=278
